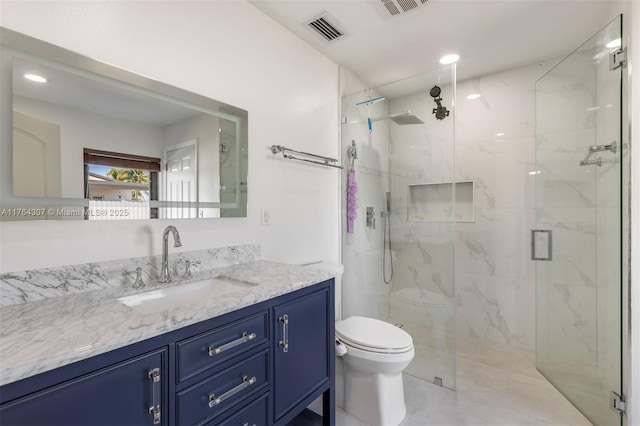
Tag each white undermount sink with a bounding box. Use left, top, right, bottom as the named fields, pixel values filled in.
left=117, top=276, right=256, bottom=314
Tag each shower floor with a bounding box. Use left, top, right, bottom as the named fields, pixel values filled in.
left=336, top=335, right=592, bottom=425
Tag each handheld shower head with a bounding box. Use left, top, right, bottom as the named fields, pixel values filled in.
left=430, top=85, right=450, bottom=120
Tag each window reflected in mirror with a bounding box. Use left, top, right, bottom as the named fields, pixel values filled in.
left=84, top=149, right=160, bottom=220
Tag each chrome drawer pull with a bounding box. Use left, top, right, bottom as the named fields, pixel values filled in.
left=148, top=368, right=161, bottom=425
left=208, top=376, right=257, bottom=408
left=278, top=315, right=289, bottom=353
left=208, top=332, right=257, bottom=356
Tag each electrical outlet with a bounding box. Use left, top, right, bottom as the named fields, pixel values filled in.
left=261, top=207, right=271, bottom=225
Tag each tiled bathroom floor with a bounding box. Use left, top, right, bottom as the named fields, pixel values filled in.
left=336, top=336, right=593, bottom=426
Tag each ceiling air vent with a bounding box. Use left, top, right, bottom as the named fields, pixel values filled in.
left=307, top=14, right=345, bottom=42
left=378, top=0, right=428, bottom=17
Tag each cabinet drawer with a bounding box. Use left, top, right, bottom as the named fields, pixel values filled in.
left=210, top=393, right=268, bottom=426
left=177, top=311, right=268, bottom=383
left=177, top=350, right=268, bottom=425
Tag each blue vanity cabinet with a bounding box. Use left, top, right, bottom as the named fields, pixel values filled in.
left=0, top=348, right=168, bottom=426
left=0, top=278, right=334, bottom=426
left=273, top=286, right=333, bottom=424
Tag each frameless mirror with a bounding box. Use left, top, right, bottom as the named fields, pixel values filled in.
left=0, top=27, right=248, bottom=220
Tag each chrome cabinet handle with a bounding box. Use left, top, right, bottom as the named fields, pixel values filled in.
left=279, top=315, right=289, bottom=353
left=208, top=332, right=257, bottom=356
left=148, top=368, right=161, bottom=425
left=531, top=229, right=553, bottom=261
left=208, top=376, right=257, bottom=408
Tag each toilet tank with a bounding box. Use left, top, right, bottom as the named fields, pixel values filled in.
left=304, top=262, right=344, bottom=320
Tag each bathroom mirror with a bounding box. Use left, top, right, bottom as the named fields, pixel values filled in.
left=0, top=27, right=248, bottom=220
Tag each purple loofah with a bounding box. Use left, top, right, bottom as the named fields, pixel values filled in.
left=347, top=168, right=358, bottom=233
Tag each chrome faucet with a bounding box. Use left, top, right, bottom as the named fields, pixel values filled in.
left=159, top=225, right=182, bottom=283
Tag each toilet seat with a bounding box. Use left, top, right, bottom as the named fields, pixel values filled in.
left=336, top=316, right=413, bottom=354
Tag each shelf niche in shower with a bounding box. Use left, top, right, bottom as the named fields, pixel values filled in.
left=408, top=181, right=474, bottom=223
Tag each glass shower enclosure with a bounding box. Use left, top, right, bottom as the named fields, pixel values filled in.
left=534, top=16, right=624, bottom=425
left=340, top=65, right=457, bottom=388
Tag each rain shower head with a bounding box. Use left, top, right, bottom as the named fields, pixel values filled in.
left=371, top=111, right=424, bottom=125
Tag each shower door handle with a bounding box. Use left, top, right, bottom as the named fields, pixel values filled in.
left=531, top=229, right=552, bottom=261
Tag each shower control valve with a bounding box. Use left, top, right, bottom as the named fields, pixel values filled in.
left=366, top=207, right=376, bottom=229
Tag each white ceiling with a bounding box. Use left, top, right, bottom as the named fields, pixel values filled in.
left=249, top=0, right=617, bottom=87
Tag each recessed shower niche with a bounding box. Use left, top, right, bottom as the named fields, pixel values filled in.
left=408, top=181, right=474, bottom=223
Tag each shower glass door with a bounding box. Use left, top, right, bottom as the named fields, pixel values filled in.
left=340, top=64, right=456, bottom=389
left=534, top=16, right=623, bottom=425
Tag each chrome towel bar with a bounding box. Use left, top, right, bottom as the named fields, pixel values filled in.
left=269, top=145, right=343, bottom=169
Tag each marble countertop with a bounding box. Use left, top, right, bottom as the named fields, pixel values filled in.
left=0, top=260, right=332, bottom=387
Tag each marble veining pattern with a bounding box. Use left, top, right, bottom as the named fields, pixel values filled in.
left=0, top=258, right=333, bottom=386
left=0, top=244, right=260, bottom=307
left=454, top=60, right=560, bottom=352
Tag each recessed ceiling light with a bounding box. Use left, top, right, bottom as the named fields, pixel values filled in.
left=606, top=38, right=621, bottom=49
left=495, top=132, right=505, bottom=137
left=439, top=54, right=459, bottom=65
left=24, top=73, right=47, bottom=83
left=467, top=93, right=481, bottom=100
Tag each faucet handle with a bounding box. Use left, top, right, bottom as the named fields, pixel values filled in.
left=123, top=267, right=145, bottom=289
left=184, top=261, right=201, bottom=278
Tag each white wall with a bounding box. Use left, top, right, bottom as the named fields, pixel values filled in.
left=0, top=1, right=340, bottom=272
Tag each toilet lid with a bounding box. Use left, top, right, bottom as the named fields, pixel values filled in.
left=335, top=316, right=413, bottom=351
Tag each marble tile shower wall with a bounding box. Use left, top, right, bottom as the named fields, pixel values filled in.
left=388, top=86, right=456, bottom=329
left=455, top=61, right=557, bottom=351
left=535, top=51, right=599, bottom=363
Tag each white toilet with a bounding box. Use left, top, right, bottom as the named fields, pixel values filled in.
left=306, top=262, right=415, bottom=426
